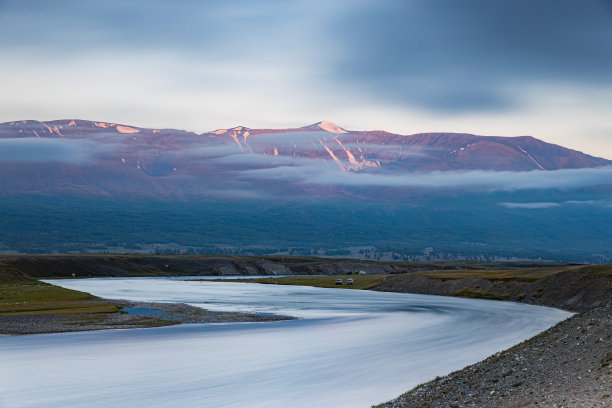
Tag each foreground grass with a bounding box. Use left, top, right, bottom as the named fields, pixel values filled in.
left=215, top=274, right=393, bottom=290
left=0, top=268, right=119, bottom=315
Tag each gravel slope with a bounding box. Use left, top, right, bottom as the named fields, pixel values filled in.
left=377, top=302, right=612, bottom=408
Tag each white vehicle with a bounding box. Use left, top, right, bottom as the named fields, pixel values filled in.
left=335, top=278, right=343, bottom=285
left=346, top=278, right=354, bottom=285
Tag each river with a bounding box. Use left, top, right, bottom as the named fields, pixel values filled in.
left=0, top=278, right=571, bottom=408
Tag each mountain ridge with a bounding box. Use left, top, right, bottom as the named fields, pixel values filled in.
left=1, top=118, right=608, bottom=164
left=0, top=118, right=609, bottom=199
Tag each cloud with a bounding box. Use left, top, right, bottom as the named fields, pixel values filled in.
left=180, top=144, right=244, bottom=159
left=0, top=138, right=96, bottom=163
left=0, top=137, right=125, bottom=163
left=238, top=164, right=612, bottom=191
left=5, top=0, right=610, bottom=116
left=500, top=199, right=612, bottom=210
left=499, top=202, right=560, bottom=209
left=0, top=0, right=325, bottom=63
left=249, top=131, right=338, bottom=149
left=328, top=0, right=612, bottom=112
left=212, top=153, right=325, bottom=167
left=175, top=130, right=429, bottom=165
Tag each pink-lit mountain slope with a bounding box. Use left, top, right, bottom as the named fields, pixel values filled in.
left=0, top=119, right=609, bottom=198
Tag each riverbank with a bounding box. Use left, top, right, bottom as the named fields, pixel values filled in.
left=219, top=264, right=611, bottom=311
left=0, top=300, right=292, bottom=335
left=376, top=301, right=611, bottom=408
left=0, top=266, right=292, bottom=335
left=369, top=266, right=612, bottom=407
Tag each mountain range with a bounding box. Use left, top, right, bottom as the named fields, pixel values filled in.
left=1, top=119, right=611, bottom=261
left=0, top=119, right=608, bottom=198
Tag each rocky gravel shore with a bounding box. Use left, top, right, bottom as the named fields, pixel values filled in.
left=0, top=300, right=292, bottom=335
left=378, top=302, right=612, bottom=408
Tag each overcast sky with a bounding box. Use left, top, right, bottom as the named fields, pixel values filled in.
left=1, top=0, right=611, bottom=158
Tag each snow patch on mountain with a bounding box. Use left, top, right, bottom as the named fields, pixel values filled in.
left=517, top=145, right=546, bottom=170
left=317, top=121, right=347, bottom=134
left=334, top=137, right=380, bottom=170
left=116, top=125, right=140, bottom=134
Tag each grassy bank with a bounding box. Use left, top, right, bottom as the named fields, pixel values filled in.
left=413, top=265, right=583, bottom=281
left=0, top=263, right=294, bottom=334
left=0, top=268, right=119, bottom=315
left=212, top=264, right=612, bottom=312
left=214, top=274, right=393, bottom=290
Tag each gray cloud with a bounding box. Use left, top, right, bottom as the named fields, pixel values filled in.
left=1, top=0, right=610, bottom=117
left=499, top=202, right=561, bottom=209
left=500, top=199, right=612, bottom=209
left=251, top=131, right=338, bottom=149
left=565, top=200, right=612, bottom=208
left=1, top=0, right=610, bottom=166
left=330, top=0, right=612, bottom=112
left=211, top=153, right=325, bottom=167
left=0, top=138, right=120, bottom=163
left=0, top=0, right=320, bottom=62
left=0, top=138, right=88, bottom=163
left=238, top=164, right=612, bottom=191
left=181, top=144, right=243, bottom=159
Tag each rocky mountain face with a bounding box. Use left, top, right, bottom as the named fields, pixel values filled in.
left=0, top=119, right=608, bottom=198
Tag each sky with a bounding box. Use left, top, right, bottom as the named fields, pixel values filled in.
left=1, top=0, right=611, bottom=159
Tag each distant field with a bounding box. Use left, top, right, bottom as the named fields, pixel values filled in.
left=585, top=264, right=612, bottom=276
left=414, top=265, right=584, bottom=281
left=214, top=274, right=393, bottom=290
left=0, top=267, right=118, bottom=315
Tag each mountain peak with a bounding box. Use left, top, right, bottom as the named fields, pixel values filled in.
left=312, top=121, right=348, bottom=134
left=209, top=125, right=250, bottom=135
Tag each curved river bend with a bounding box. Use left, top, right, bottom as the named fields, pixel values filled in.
left=0, top=278, right=571, bottom=408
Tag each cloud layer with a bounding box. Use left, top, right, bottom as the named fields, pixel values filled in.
left=0, top=138, right=95, bottom=163
left=236, top=159, right=612, bottom=191
left=331, top=0, right=612, bottom=112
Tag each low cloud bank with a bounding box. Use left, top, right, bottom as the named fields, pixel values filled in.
left=3, top=135, right=611, bottom=193
left=501, top=199, right=612, bottom=209
left=0, top=137, right=127, bottom=164
left=500, top=202, right=561, bottom=209
left=239, top=162, right=612, bottom=191
left=0, top=138, right=95, bottom=163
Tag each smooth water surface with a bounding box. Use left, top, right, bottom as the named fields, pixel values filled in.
left=0, top=278, right=571, bottom=408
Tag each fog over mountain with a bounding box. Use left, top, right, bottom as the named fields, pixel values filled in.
left=1, top=119, right=611, bottom=262
left=1, top=119, right=609, bottom=196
